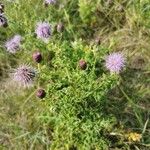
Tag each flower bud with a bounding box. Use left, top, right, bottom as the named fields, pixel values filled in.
left=57, top=22, right=64, bottom=33
left=36, top=89, right=46, bottom=99
left=79, top=60, right=87, bottom=70
left=32, top=51, right=42, bottom=63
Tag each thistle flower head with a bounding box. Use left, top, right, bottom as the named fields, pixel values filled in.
left=105, top=52, right=125, bottom=73
left=5, top=35, right=22, bottom=53
left=35, top=22, right=51, bottom=42
left=0, top=14, right=7, bottom=27
left=12, top=65, right=37, bottom=88
left=45, top=0, right=56, bottom=5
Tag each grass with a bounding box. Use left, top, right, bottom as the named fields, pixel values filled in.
left=0, top=0, right=149, bottom=149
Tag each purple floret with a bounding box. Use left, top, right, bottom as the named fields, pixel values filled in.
left=35, top=22, right=51, bottom=42
left=105, top=52, right=125, bottom=73
left=45, top=0, right=56, bottom=4
left=5, top=35, right=22, bottom=53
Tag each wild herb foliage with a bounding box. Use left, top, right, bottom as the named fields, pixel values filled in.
left=39, top=41, right=119, bottom=149
left=0, top=0, right=149, bottom=150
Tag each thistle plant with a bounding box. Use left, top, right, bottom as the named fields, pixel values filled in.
left=38, top=42, right=119, bottom=149
left=0, top=0, right=148, bottom=150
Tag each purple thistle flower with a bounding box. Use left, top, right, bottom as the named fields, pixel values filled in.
left=12, top=65, right=37, bottom=88
left=45, top=0, right=56, bottom=5
left=35, top=22, right=51, bottom=42
left=5, top=35, right=22, bottom=53
left=105, top=52, right=125, bottom=73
